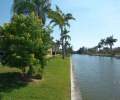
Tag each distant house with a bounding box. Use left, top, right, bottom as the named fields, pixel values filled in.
left=47, top=42, right=61, bottom=57
left=47, top=48, right=52, bottom=55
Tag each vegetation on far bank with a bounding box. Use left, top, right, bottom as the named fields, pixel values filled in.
left=74, top=35, right=120, bottom=57
left=0, top=57, right=70, bottom=100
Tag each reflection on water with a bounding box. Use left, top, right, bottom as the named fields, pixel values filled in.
left=72, top=54, right=120, bottom=100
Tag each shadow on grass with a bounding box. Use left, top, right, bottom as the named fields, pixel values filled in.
left=0, top=72, right=29, bottom=99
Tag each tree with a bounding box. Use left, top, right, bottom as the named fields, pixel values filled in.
left=100, top=39, right=105, bottom=48
left=48, top=6, right=75, bottom=59
left=55, top=40, right=61, bottom=54
left=0, top=26, right=3, bottom=36
left=78, top=47, right=87, bottom=54
left=105, top=36, right=117, bottom=51
left=13, top=0, right=51, bottom=24
left=65, top=41, right=71, bottom=55
left=56, top=40, right=60, bottom=49
left=0, top=13, right=52, bottom=78
left=61, top=28, right=71, bottom=56
left=97, top=43, right=102, bottom=52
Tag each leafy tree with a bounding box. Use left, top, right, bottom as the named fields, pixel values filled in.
left=0, top=26, right=3, bottom=37
left=78, top=47, right=88, bottom=54
left=0, top=13, right=52, bottom=78
left=13, top=0, right=51, bottom=24
left=48, top=6, right=75, bottom=59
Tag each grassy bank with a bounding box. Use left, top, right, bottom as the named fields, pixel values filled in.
left=0, top=57, right=70, bottom=100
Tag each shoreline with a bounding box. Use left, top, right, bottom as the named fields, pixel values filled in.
left=70, top=57, right=82, bottom=100
left=88, top=54, right=120, bottom=59
left=73, top=53, right=120, bottom=59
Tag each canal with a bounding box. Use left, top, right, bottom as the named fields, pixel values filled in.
left=72, top=54, right=120, bottom=100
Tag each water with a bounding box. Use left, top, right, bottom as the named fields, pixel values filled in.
left=72, top=54, right=120, bottom=100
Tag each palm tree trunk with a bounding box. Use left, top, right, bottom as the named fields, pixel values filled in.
left=61, top=26, right=65, bottom=59
left=110, top=44, right=112, bottom=52
left=21, top=67, right=25, bottom=76
left=61, top=39, right=65, bottom=59
left=65, top=43, right=67, bottom=56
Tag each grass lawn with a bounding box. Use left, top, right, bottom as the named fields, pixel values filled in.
left=0, top=56, right=70, bottom=100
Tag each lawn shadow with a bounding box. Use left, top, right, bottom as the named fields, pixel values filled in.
left=0, top=72, right=29, bottom=99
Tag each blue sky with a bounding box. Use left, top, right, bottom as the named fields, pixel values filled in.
left=0, top=0, right=120, bottom=50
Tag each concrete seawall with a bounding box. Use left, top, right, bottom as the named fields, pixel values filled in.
left=70, top=57, right=82, bottom=100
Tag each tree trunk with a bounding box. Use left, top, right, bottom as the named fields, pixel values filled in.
left=110, top=44, right=112, bottom=51
left=55, top=45, right=57, bottom=56
left=21, top=67, right=25, bottom=76
left=61, top=26, right=65, bottom=59
left=28, top=65, right=33, bottom=77
left=64, top=40, right=67, bottom=56
left=62, top=39, right=65, bottom=59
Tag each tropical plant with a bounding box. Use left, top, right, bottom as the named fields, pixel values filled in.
left=100, top=39, right=105, bottom=47
left=105, top=36, right=117, bottom=51
left=97, top=43, right=102, bottom=52
left=56, top=40, right=60, bottom=49
left=48, top=6, right=75, bottom=59
left=55, top=40, right=61, bottom=54
left=13, top=0, right=51, bottom=24
left=0, top=13, right=52, bottom=78
left=61, top=28, right=71, bottom=56
left=65, top=41, right=71, bottom=55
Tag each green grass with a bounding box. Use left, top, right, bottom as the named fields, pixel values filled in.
left=0, top=57, right=70, bottom=100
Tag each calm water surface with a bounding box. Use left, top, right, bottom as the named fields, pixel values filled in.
left=72, top=54, right=120, bottom=100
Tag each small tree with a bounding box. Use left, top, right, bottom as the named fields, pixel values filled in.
left=0, top=13, right=52, bottom=78
left=105, top=36, right=117, bottom=51
left=97, top=43, right=102, bottom=52
left=61, top=28, right=71, bottom=56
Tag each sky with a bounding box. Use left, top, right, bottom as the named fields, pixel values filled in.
left=0, top=0, right=120, bottom=50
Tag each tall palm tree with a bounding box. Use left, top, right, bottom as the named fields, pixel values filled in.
left=48, top=6, right=75, bottom=59
left=13, top=0, right=51, bottom=24
left=105, top=36, right=117, bottom=51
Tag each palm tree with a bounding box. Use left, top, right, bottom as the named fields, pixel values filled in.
left=65, top=41, right=71, bottom=55
left=53, top=40, right=61, bottom=55
left=105, top=36, right=117, bottom=51
left=61, top=28, right=71, bottom=56
left=100, top=39, right=105, bottom=47
left=56, top=40, right=61, bottom=50
left=97, top=43, right=102, bottom=52
left=48, top=6, right=75, bottom=59
left=13, top=0, right=51, bottom=24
